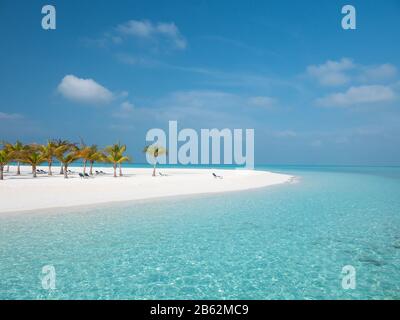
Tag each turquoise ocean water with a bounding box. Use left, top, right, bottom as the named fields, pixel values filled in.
left=1, top=166, right=400, bottom=299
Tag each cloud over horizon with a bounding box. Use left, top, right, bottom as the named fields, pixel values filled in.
left=0, top=112, right=23, bottom=120
left=307, top=58, right=398, bottom=87
left=316, top=85, right=396, bottom=107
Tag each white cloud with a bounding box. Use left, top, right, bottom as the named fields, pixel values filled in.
left=117, top=20, right=153, bottom=37
left=359, top=64, right=397, bottom=82
left=116, top=90, right=129, bottom=99
left=0, top=113, right=44, bottom=137
left=116, top=20, right=186, bottom=49
left=248, top=96, right=276, bottom=108
left=307, top=58, right=398, bottom=87
left=165, top=90, right=239, bottom=110
left=114, top=53, right=167, bottom=68
left=274, top=130, right=297, bottom=138
left=120, top=101, right=134, bottom=111
left=109, top=123, right=136, bottom=132
left=113, top=101, right=135, bottom=118
left=160, top=91, right=279, bottom=113
left=57, top=75, right=113, bottom=105
left=307, top=58, right=355, bottom=86
left=316, top=85, right=396, bottom=107
left=310, top=139, right=323, bottom=147
left=0, top=112, right=23, bottom=120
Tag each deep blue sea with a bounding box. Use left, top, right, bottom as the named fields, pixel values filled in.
left=1, top=166, right=400, bottom=299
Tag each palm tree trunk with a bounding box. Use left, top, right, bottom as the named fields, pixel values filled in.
left=33, top=165, right=37, bottom=178
left=119, top=163, right=123, bottom=176
left=90, top=161, right=94, bottom=175
left=48, top=161, right=52, bottom=176
left=113, top=164, right=117, bottom=177
left=17, top=161, right=21, bottom=175
left=64, top=165, right=68, bottom=179
left=83, top=160, right=87, bottom=174
left=0, top=165, right=3, bottom=180
left=152, top=162, right=157, bottom=177
left=60, top=164, right=64, bottom=175
left=6, top=164, right=9, bottom=173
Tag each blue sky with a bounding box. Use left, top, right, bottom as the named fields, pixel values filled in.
left=1, top=0, right=400, bottom=165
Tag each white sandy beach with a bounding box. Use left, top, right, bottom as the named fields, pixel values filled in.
left=0, top=165, right=292, bottom=213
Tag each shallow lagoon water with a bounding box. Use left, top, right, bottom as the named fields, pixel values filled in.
left=1, top=166, right=400, bottom=299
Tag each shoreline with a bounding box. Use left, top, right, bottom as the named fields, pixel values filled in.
left=0, top=165, right=293, bottom=214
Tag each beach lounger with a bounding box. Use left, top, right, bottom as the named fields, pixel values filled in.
left=212, top=173, right=223, bottom=179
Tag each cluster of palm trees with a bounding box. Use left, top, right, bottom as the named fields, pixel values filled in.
left=0, top=140, right=131, bottom=180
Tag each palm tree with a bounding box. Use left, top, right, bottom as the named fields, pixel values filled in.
left=78, top=146, right=92, bottom=175
left=57, top=149, right=80, bottom=179
left=77, top=138, right=91, bottom=175
left=117, top=154, right=131, bottom=177
left=86, top=145, right=104, bottom=175
left=41, top=140, right=57, bottom=176
left=20, top=146, right=46, bottom=178
left=5, top=140, right=26, bottom=175
left=0, top=148, right=14, bottom=180
left=104, top=143, right=130, bottom=177
left=143, top=145, right=167, bottom=177
left=54, top=139, right=75, bottom=174
left=0, top=141, right=9, bottom=172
